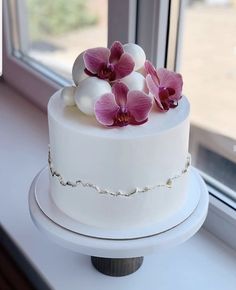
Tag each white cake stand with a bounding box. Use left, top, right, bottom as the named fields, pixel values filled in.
left=29, top=167, right=209, bottom=276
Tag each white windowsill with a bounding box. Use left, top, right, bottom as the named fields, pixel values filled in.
left=0, top=81, right=236, bottom=290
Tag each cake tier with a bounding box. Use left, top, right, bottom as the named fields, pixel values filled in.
left=48, top=91, right=190, bottom=230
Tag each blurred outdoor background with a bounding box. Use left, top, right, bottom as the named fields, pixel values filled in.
left=25, top=0, right=236, bottom=141
left=26, top=0, right=108, bottom=78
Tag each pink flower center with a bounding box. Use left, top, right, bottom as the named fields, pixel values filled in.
left=159, top=86, right=175, bottom=100
left=114, top=109, right=131, bottom=127
left=98, top=63, right=115, bottom=80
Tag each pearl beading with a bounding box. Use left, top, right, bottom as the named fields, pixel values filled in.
left=48, top=147, right=191, bottom=197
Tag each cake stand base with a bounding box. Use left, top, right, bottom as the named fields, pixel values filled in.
left=91, top=256, right=144, bottom=276
left=29, top=167, right=209, bottom=277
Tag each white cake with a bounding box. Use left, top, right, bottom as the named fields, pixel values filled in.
left=47, top=41, right=190, bottom=231
left=48, top=91, right=190, bottom=229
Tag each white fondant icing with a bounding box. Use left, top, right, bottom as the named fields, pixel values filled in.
left=123, top=43, right=146, bottom=71
left=74, top=78, right=111, bottom=116
left=48, top=91, right=190, bottom=229
left=48, top=148, right=190, bottom=196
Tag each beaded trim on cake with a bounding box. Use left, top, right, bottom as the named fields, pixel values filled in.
left=48, top=148, right=191, bottom=197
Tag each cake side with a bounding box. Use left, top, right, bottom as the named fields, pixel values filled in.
left=48, top=92, right=190, bottom=229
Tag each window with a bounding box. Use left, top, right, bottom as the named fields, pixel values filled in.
left=18, top=0, right=108, bottom=80
left=3, top=0, right=138, bottom=109
left=179, top=0, right=236, bottom=204
left=3, top=0, right=236, bottom=208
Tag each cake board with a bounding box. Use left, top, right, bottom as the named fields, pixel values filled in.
left=29, top=167, right=209, bottom=276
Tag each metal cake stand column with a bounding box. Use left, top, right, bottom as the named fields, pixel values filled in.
left=28, top=168, right=209, bottom=277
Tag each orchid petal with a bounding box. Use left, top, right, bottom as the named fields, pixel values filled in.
left=83, top=47, right=110, bottom=74
left=94, top=93, right=119, bottom=126
left=146, top=74, right=165, bottom=111
left=146, top=74, right=159, bottom=96
left=155, top=99, right=169, bottom=111
left=112, top=82, right=128, bottom=110
left=157, top=68, right=183, bottom=101
left=113, top=53, right=135, bottom=80
left=144, top=60, right=160, bottom=86
left=126, top=91, right=153, bottom=122
left=109, top=41, right=124, bottom=63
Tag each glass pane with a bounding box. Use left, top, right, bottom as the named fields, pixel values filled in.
left=181, top=0, right=236, bottom=140
left=24, top=0, right=108, bottom=79
left=180, top=0, right=236, bottom=197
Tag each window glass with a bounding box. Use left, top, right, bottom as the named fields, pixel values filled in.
left=24, top=0, right=108, bottom=79
left=181, top=0, right=236, bottom=196
left=181, top=0, right=236, bottom=140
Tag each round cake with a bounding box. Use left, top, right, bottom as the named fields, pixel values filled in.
left=47, top=41, right=191, bottom=230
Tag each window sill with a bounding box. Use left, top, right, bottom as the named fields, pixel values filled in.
left=0, top=81, right=236, bottom=289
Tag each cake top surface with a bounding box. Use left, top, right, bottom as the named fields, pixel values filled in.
left=48, top=91, right=190, bottom=139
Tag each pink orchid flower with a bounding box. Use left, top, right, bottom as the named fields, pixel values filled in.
left=95, top=82, right=153, bottom=127
left=83, top=41, right=135, bottom=82
left=145, top=60, right=183, bottom=111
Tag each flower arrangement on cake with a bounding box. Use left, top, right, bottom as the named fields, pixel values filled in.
left=61, top=41, right=183, bottom=127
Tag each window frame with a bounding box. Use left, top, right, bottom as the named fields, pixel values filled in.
left=3, top=0, right=60, bottom=112
left=171, top=0, right=236, bottom=245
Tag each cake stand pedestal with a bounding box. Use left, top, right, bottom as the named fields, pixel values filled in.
left=29, top=168, right=209, bottom=277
